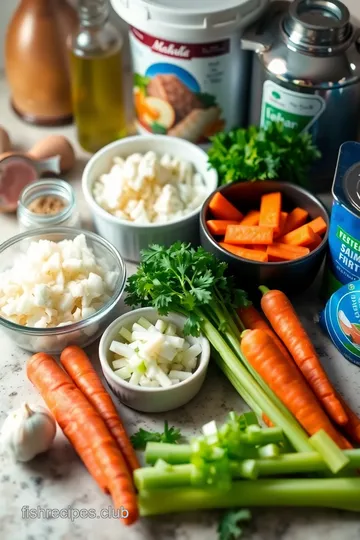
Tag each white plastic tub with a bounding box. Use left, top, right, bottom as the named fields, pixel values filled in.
left=111, top=0, right=268, bottom=144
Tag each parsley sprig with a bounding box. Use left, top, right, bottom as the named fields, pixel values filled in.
left=131, top=421, right=183, bottom=450
left=218, top=509, right=252, bottom=540
left=208, top=122, right=321, bottom=187
left=125, top=242, right=249, bottom=337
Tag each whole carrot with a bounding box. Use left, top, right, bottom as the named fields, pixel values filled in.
left=27, top=353, right=138, bottom=526
left=240, top=330, right=351, bottom=449
left=60, top=346, right=139, bottom=474
left=337, top=395, right=360, bottom=445
left=259, top=287, right=348, bottom=426
left=237, top=305, right=293, bottom=364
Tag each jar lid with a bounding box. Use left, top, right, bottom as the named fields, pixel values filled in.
left=283, top=0, right=352, bottom=51
left=111, top=0, right=268, bottom=34
left=343, top=164, right=360, bottom=215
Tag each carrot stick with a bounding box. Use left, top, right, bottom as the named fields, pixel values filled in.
left=241, top=330, right=351, bottom=449
left=251, top=244, right=268, bottom=252
left=206, top=220, right=240, bottom=236
left=240, top=210, right=260, bottom=226
left=219, top=242, right=268, bottom=262
left=281, top=208, right=309, bottom=236
left=209, top=192, right=243, bottom=221
left=274, top=212, right=288, bottom=239
left=259, top=192, right=281, bottom=230
left=224, top=225, right=273, bottom=245
left=267, top=244, right=310, bottom=262
left=60, top=346, right=140, bottom=474
left=27, top=353, right=138, bottom=525
left=237, top=305, right=293, bottom=364
left=308, top=216, right=327, bottom=236
left=307, top=233, right=323, bottom=251
left=278, top=224, right=316, bottom=246
left=259, top=287, right=348, bottom=426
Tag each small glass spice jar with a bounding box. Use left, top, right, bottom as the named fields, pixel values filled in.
left=18, top=179, right=81, bottom=232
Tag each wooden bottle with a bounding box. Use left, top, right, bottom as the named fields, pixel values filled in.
left=5, top=0, right=78, bottom=126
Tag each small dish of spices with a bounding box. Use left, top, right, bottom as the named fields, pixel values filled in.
left=18, top=179, right=80, bottom=232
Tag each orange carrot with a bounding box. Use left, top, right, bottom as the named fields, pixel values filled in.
left=267, top=244, right=310, bottom=262
left=224, top=225, right=273, bottom=245
left=259, top=287, right=348, bottom=426
left=240, top=210, right=260, bottom=226
left=308, top=216, right=327, bottom=236
left=262, top=412, right=274, bottom=428
left=60, top=346, right=140, bottom=475
left=337, top=394, right=360, bottom=445
left=281, top=208, right=309, bottom=236
left=219, top=242, right=268, bottom=262
left=206, top=219, right=239, bottom=236
left=259, top=192, right=281, bottom=231
left=308, top=233, right=323, bottom=251
left=237, top=304, right=293, bottom=363
left=27, top=353, right=138, bottom=525
left=251, top=244, right=268, bottom=252
left=278, top=224, right=316, bottom=247
left=241, top=329, right=351, bottom=448
left=209, top=192, right=243, bottom=221
left=274, top=212, right=288, bottom=239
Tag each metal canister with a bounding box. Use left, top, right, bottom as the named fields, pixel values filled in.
left=242, top=0, right=360, bottom=192
left=323, top=141, right=360, bottom=298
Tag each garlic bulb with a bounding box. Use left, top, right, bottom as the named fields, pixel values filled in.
left=1, top=402, right=56, bottom=462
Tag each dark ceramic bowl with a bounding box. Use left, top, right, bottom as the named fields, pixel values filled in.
left=200, top=181, right=329, bottom=295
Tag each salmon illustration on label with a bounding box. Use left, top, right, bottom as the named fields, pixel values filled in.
left=129, top=27, right=234, bottom=143
left=319, top=281, right=360, bottom=367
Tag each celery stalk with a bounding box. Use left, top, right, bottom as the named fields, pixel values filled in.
left=310, top=430, right=350, bottom=474
left=145, top=443, right=192, bottom=465
left=136, top=449, right=360, bottom=491
left=138, top=478, right=360, bottom=516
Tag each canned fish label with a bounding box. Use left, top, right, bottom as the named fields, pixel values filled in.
left=260, top=81, right=326, bottom=133
left=129, top=27, right=243, bottom=144
left=319, top=280, right=360, bottom=367
left=323, top=142, right=360, bottom=298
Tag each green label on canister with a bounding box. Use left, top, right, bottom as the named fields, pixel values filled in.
left=260, top=81, right=326, bottom=133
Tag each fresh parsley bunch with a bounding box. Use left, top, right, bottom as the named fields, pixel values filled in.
left=207, top=122, right=321, bottom=187
left=125, top=242, right=249, bottom=337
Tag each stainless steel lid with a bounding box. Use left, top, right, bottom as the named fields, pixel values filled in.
left=343, top=164, right=360, bottom=214
left=283, top=0, right=352, bottom=52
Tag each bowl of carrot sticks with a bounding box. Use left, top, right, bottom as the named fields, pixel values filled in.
left=200, top=181, right=329, bottom=294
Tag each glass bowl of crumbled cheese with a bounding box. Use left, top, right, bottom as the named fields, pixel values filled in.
left=0, top=227, right=126, bottom=353
left=82, top=135, right=218, bottom=262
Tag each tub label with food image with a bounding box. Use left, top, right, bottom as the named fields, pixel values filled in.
left=260, top=81, right=326, bottom=133
left=129, top=26, right=243, bottom=143
left=319, top=281, right=360, bottom=367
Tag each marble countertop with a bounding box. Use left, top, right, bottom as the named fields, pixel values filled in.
left=0, top=76, right=359, bottom=540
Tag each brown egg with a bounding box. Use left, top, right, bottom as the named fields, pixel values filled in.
left=27, top=135, right=76, bottom=173
left=0, top=127, right=11, bottom=154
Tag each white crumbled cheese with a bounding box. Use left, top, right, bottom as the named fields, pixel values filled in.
left=92, top=152, right=208, bottom=224
left=111, top=316, right=201, bottom=388
left=0, top=234, right=117, bottom=328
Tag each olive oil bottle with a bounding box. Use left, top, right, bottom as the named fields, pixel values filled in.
left=70, top=0, right=127, bottom=153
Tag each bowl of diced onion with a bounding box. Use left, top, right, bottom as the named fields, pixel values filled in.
left=0, top=227, right=126, bottom=353
left=82, top=135, right=218, bottom=262
left=99, top=308, right=210, bottom=413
